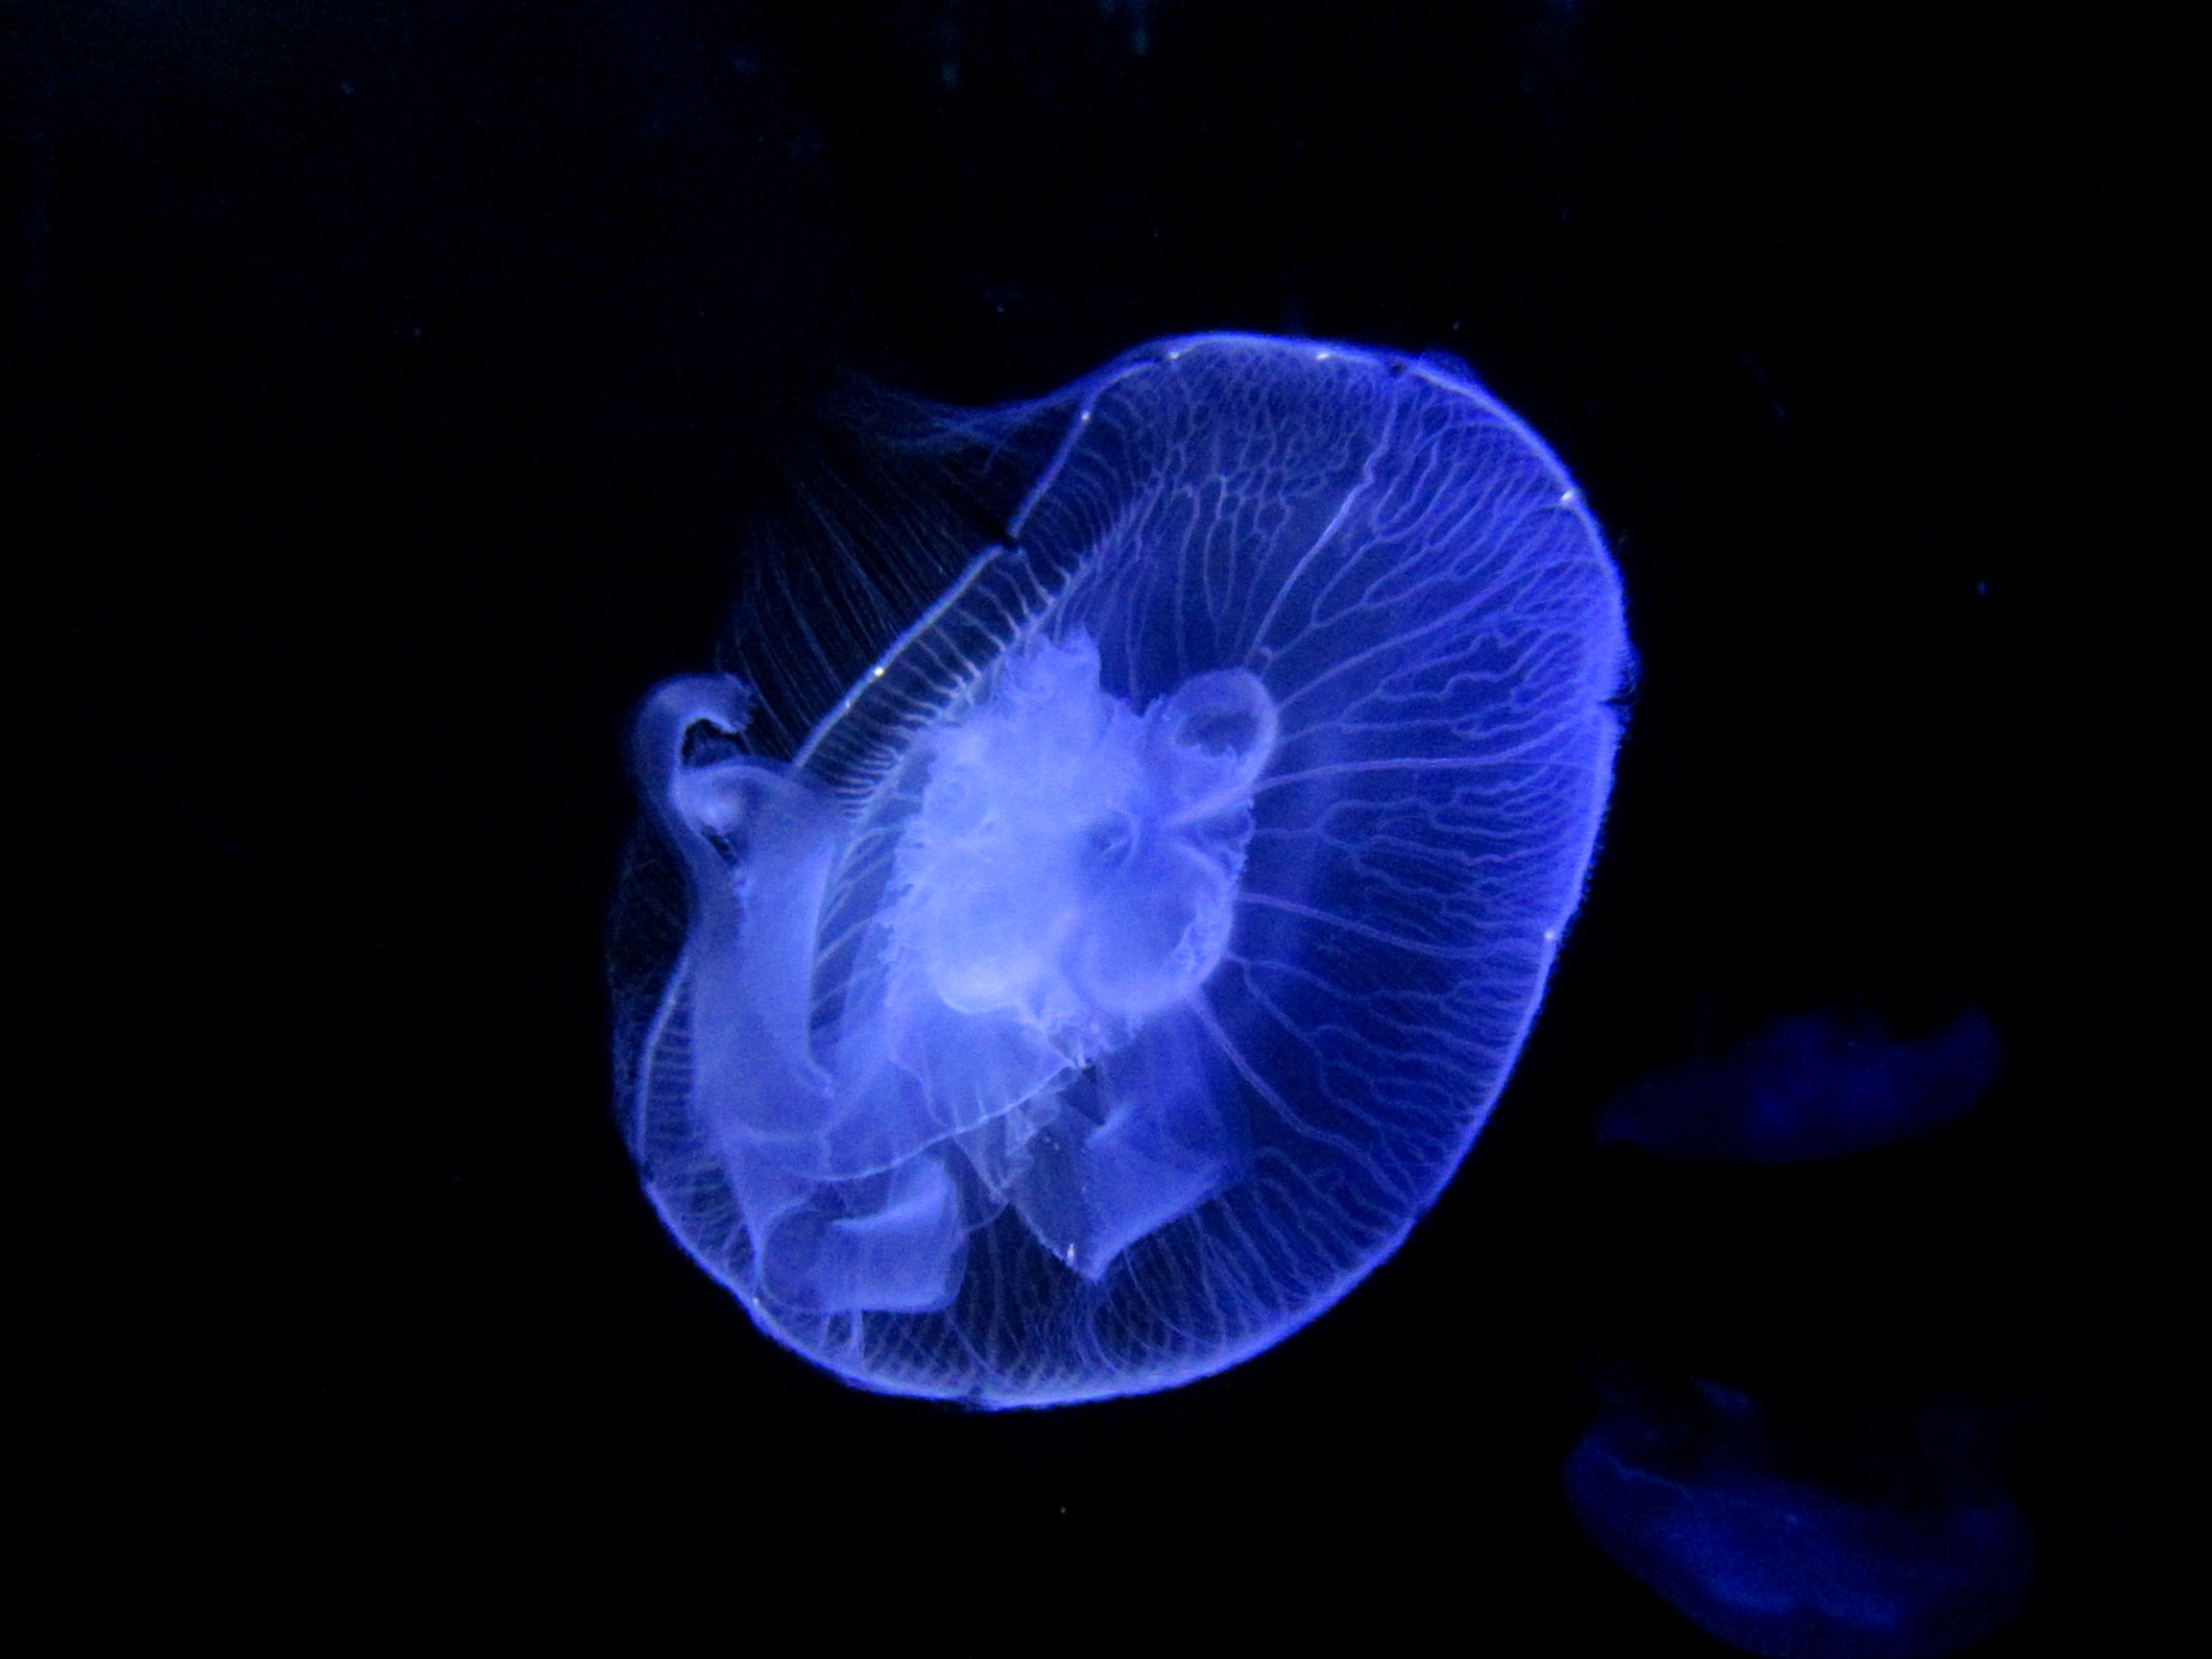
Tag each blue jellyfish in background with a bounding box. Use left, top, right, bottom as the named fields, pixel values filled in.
left=1599, top=1006, right=2002, bottom=1165
left=1566, top=1381, right=2033, bottom=1659
left=613, top=334, right=1630, bottom=1404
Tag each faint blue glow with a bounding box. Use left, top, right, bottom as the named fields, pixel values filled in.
left=1567, top=1382, right=2033, bottom=1657
left=1599, top=1006, right=2001, bottom=1164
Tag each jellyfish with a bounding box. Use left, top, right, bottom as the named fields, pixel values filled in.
left=1598, top=1006, right=2002, bottom=1165
left=613, top=333, right=1630, bottom=1404
left=1565, top=1381, right=2033, bottom=1659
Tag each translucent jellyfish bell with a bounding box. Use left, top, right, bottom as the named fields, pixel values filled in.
left=613, top=334, right=1632, bottom=1405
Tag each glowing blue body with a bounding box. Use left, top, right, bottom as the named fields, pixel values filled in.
left=621, top=334, right=1629, bottom=1404
left=1599, top=1008, right=2001, bottom=1164
left=1566, top=1390, right=2032, bottom=1659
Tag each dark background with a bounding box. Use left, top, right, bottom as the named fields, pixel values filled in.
left=12, top=0, right=2189, bottom=1641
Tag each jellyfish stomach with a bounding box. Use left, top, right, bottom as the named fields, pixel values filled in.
left=812, top=633, right=1282, bottom=1290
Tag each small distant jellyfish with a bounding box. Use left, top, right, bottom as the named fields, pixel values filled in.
left=1599, top=1007, right=2001, bottom=1165
left=613, top=334, right=1631, bottom=1404
left=1566, top=1382, right=2033, bottom=1659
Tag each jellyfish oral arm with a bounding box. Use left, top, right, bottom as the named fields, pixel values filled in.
left=638, top=677, right=902, bottom=1306
left=637, top=676, right=839, bottom=1133
left=871, top=636, right=1276, bottom=1278
left=637, top=638, right=1280, bottom=1314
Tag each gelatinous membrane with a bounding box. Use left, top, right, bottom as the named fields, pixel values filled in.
left=1566, top=1382, right=2033, bottom=1659
left=1598, top=1007, right=2001, bottom=1165
left=614, top=334, right=1630, bottom=1404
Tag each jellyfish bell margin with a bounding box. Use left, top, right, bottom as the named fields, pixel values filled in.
left=612, top=333, right=1633, bottom=1406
